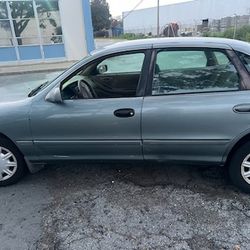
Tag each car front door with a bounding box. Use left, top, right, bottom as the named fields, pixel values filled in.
left=30, top=51, right=150, bottom=161
left=142, top=47, right=250, bottom=164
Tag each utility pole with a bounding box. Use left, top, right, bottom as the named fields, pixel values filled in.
left=233, top=14, right=237, bottom=39
left=157, top=0, right=160, bottom=37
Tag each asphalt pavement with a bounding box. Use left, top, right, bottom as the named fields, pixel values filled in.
left=0, top=72, right=250, bottom=250
left=0, top=71, right=62, bottom=102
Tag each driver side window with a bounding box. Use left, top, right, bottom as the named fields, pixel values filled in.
left=61, top=52, right=145, bottom=100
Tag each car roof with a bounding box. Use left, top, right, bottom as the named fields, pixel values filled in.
left=92, top=37, right=250, bottom=56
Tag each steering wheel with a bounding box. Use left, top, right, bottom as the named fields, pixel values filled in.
left=77, top=80, right=97, bottom=99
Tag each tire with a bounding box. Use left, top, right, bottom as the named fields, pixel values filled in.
left=0, top=138, right=26, bottom=186
left=229, top=141, right=250, bottom=193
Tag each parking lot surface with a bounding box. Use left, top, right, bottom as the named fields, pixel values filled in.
left=1, top=163, right=250, bottom=250
left=0, top=73, right=250, bottom=250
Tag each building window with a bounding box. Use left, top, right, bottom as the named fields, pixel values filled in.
left=0, top=0, right=64, bottom=60
left=0, top=20, right=13, bottom=46
left=36, top=0, right=63, bottom=44
left=0, top=2, right=8, bottom=19
left=0, top=2, right=13, bottom=46
left=9, top=1, right=37, bottom=45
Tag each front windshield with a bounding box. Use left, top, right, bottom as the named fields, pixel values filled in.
left=27, top=74, right=60, bottom=98
left=27, top=57, right=91, bottom=98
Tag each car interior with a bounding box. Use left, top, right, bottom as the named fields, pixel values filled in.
left=152, top=50, right=240, bottom=95
left=61, top=55, right=143, bottom=100
left=61, top=50, right=240, bottom=99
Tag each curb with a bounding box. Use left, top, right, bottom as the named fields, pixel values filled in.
left=0, top=67, right=69, bottom=76
left=0, top=61, right=77, bottom=76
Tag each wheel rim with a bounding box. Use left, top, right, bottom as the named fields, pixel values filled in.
left=241, top=153, right=250, bottom=185
left=0, top=146, right=18, bottom=182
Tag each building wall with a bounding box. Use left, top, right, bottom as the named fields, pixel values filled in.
left=123, top=0, right=250, bottom=35
left=0, top=0, right=94, bottom=64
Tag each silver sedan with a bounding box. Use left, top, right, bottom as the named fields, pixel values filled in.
left=1, top=37, right=250, bottom=193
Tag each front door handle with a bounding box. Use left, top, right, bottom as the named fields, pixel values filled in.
left=233, top=104, right=250, bottom=113
left=114, top=108, right=135, bottom=118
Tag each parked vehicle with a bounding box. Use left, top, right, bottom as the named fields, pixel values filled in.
left=1, top=37, right=250, bottom=192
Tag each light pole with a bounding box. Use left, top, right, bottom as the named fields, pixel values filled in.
left=157, top=0, right=160, bottom=37
left=233, top=14, right=237, bottom=39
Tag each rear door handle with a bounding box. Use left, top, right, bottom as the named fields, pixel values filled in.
left=114, top=108, right=135, bottom=118
left=233, top=104, right=250, bottom=113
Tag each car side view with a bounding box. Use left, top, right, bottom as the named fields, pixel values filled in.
left=2, top=37, right=250, bottom=192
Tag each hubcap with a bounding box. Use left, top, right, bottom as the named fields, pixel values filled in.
left=0, top=147, right=17, bottom=181
left=241, top=154, right=250, bottom=185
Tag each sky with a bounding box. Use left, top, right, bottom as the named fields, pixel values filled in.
left=107, top=0, right=192, bottom=17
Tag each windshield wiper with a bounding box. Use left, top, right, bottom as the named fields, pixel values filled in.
left=28, top=81, right=49, bottom=97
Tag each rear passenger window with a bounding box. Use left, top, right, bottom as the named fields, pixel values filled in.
left=152, top=49, right=240, bottom=95
left=156, top=51, right=207, bottom=70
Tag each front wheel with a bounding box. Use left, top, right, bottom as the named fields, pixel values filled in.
left=0, top=138, right=26, bottom=186
left=229, top=142, right=250, bottom=193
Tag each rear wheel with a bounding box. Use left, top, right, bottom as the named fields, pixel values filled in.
left=0, top=138, right=26, bottom=186
left=229, top=142, right=250, bottom=193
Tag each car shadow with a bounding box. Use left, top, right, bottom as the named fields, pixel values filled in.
left=27, top=162, right=240, bottom=197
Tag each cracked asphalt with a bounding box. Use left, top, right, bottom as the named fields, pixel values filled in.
left=0, top=72, right=250, bottom=250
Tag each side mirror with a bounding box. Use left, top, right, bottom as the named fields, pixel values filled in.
left=97, top=64, right=108, bottom=74
left=45, top=85, right=63, bottom=103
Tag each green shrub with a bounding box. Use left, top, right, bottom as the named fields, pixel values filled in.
left=118, top=33, right=146, bottom=40
left=204, top=25, right=250, bottom=42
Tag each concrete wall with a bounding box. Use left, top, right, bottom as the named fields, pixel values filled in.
left=59, top=0, right=86, bottom=60
left=59, top=0, right=94, bottom=61
left=123, top=0, right=250, bottom=34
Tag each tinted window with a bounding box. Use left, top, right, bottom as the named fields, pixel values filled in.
left=156, top=51, right=207, bottom=70
left=152, top=49, right=240, bottom=95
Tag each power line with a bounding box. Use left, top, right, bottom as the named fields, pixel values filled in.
left=122, top=0, right=145, bottom=20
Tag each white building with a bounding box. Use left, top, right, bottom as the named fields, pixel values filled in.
left=123, top=0, right=250, bottom=35
left=0, top=0, right=94, bottom=64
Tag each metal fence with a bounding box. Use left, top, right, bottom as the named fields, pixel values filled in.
left=122, top=14, right=250, bottom=37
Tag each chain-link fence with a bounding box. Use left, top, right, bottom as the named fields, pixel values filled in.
left=121, top=14, right=250, bottom=38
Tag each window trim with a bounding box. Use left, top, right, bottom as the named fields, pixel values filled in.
left=228, top=49, right=250, bottom=90
left=60, top=49, right=152, bottom=100
left=145, top=47, right=248, bottom=97
left=234, top=50, right=250, bottom=88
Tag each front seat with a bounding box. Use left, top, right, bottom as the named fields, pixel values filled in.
left=78, top=80, right=95, bottom=99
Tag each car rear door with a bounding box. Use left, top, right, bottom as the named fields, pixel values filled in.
left=142, top=47, right=250, bottom=165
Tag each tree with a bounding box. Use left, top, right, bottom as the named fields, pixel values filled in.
left=10, top=1, right=34, bottom=45
left=91, top=0, right=111, bottom=32
left=0, top=1, right=59, bottom=45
